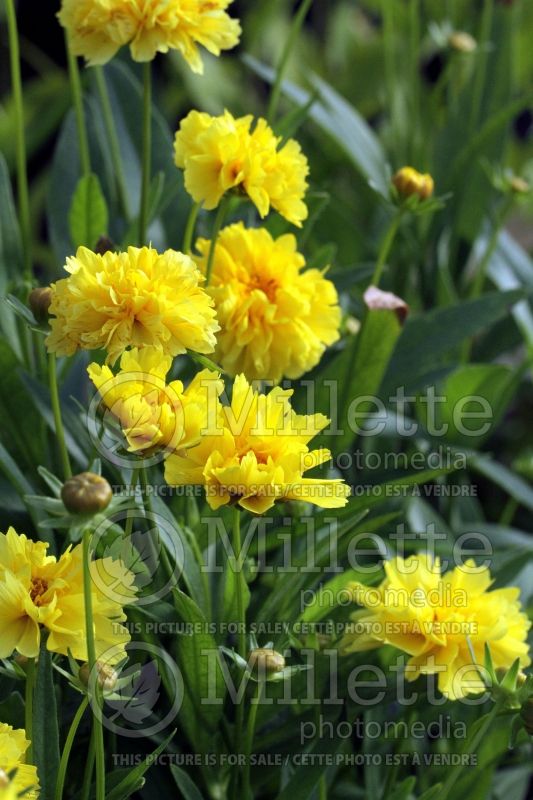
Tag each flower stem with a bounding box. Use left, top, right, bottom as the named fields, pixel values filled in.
left=231, top=506, right=247, bottom=797
left=80, top=727, right=96, bottom=800
left=54, top=696, right=89, bottom=800
left=94, top=67, right=130, bottom=221
left=139, top=62, right=152, bottom=245
left=267, top=0, right=314, bottom=123
left=371, top=211, right=403, bottom=288
left=48, top=354, right=72, bottom=480
left=6, top=0, right=32, bottom=282
left=469, top=195, right=514, bottom=300
left=82, top=528, right=106, bottom=800
left=242, top=680, right=264, bottom=798
left=205, top=196, right=229, bottom=286
left=24, top=657, right=35, bottom=763
left=65, top=38, right=91, bottom=179
left=183, top=202, right=201, bottom=254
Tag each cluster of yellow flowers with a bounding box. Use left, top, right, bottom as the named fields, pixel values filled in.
left=0, top=724, right=38, bottom=800
left=174, top=110, right=309, bottom=226
left=340, top=553, right=531, bottom=699
left=58, top=0, right=241, bottom=71
left=0, top=527, right=135, bottom=664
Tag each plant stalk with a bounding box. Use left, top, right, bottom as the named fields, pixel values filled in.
left=48, top=353, right=72, bottom=480
left=94, top=67, right=130, bottom=220
left=183, top=202, right=201, bottom=253
left=6, top=0, right=32, bottom=282
left=267, top=0, right=314, bottom=123
left=65, top=38, right=91, bottom=178
left=54, top=696, right=90, bottom=800
left=139, top=62, right=152, bottom=245
left=205, top=196, right=230, bottom=286
left=24, top=657, right=36, bottom=763
left=82, top=528, right=106, bottom=800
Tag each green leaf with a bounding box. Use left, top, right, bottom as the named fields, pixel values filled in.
left=416, top=364, right=519, bottom=447
left=243, top=55, right=390, bottom=196
left=337, top=306, right=403, bottom=451
left=69, top=173, right=109, bottom=250
left=171, top=589, right=226, bottom=750
left=170, top=765, right=205, bottom=800
left=105, top=730, right=175, bottom=800
left=33, top=645, right=60, bottom=799
left=274, top=733, right=342, bottom=800
left=381, top=290, right=526, bottom=395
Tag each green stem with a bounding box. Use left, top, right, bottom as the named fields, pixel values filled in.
left=205, top=197, right=229, bottom=286
left=139, top=62, right=152, bottom=245
left=382, top=0, right=401, bottom=162
left=48, top=354, right=72, bottom=480
left=242, top=680, right=264, bottom=798
left=6, top=0, right=31, bottom=282
left=94, top=67, right=130, bottom=221
left=267, top=0, right=313, bottom=123
left=124, top=467, right=140, bottom=538
left=183, top=202, right=201, bottom=254
left=371, top=210, right=403, bottom=287
left=469, top=196, right=514, bottom=300
left=24, top=657, right=35, bottom=762
left=231, top=506, right=246, bottom=798
left=469, top=0, right=495, bottom=135
left=82, top=528, right=105, bottom=800
left=80, top=727, right=96, bottom=800
left=54, top=696, right=89, bottom=800
left=65, top=38, right=91, bottom=178
left=440, top=701, right=502, bottom=799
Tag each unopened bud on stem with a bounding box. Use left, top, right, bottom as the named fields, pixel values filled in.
left=61, top=472, right=112, bottom=514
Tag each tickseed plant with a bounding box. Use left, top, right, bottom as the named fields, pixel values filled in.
left=1, top=1, right=532, bottom=799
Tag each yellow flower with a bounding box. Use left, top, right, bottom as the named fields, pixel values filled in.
left=392, top=166, right=434, bottom=200
left=88, top=346, right=223, bottom=455
left=164, top=374, right=350, bottom=513
left=46, top=246, right=219, bottom=364
left=194, top=223, right=341, bottom=381
left=174, top=110, right=309, bottom=226
left=0, top=724, right=39, bottom=800
left=339, top=553, right=531, bottom=700
left=0, top=527, right=136, bottom=664
left=58, top=0, right=241, bottom=70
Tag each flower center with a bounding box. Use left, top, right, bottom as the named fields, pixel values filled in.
left=30, top=577, right=49, bottom=606
left=249, top=273, right=279, bottom=302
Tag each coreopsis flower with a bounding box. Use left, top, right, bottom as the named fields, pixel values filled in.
left=88, top=346, right=223, bottom=455
left=0, top=724, right=39, bottom=800
left=174, top=110, right=309, bottom=226
left=46, top=245, right=219, bottom=364
left=392, top=167, right=434, bottom=200
left=194, top=223, right=340, bottom=381
left=340, top=553, right=531, bottom=700
left=164, top=374, right=350, bottom=513
left=58, top=0, right=241, bottom=71
left=0, top=527, right=136, bottom=664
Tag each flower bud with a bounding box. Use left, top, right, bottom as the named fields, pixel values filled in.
left=509, top=176, right=530, bottom=195
left=61, top=472, right=113, bottom=514
left=79, top=661, right=118, bottom=691
left=28, top=287, right=53, bottom=324
left=247, top=648, right=286, bottom=676
left=0, top=768, right=10, bottom=788
left=95, top=236, right=116, bottom=255
left=448, top=31, right=477, bottom=53
left=392, top=167, right=434, bottom=201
